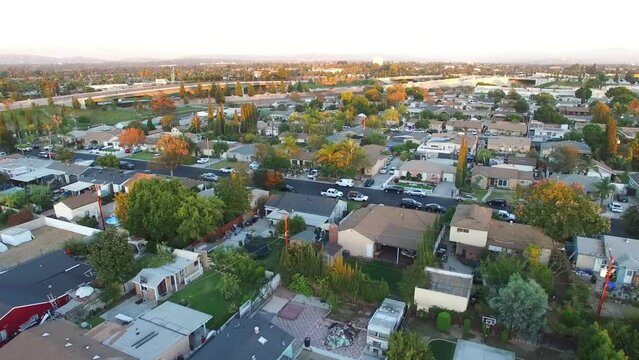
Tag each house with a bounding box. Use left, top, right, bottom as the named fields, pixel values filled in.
left=453, top=339, right=515, bottom=360
left=486, top=136, right=531, bottom=153
left=551, top=174, right=602, bottom=195
left=225, top=144, right=257, bottom=162
left=362, top=144, right=389, bottom=176
left=264, top=193, right=347, bottom=227
left=471, top=165, right=533, bottom=190
left=574, top=235, right=639, bottom=286
left=630, top=173, right=639, bottom=189
left=416, top=133, right=478, bottom=157
left=338, top=205, right=438, bottom=263
left=529, top=124, right=570, bottom=140
left=80, top=130, right=120, bottom=148
left=45, top=162, right=90, bottom=184
left=258, top=120, right=280, bottom=136
left=289, top=149, right=315, bottom=169
left=398, top=160, right=456, bottom=183
left=486, top=121, right=528, bottom=136
left=365, top=298, right=406, bottom=358
left=558, top=106, right=590, bottom=116
left=290, top=228, right=320, bottom=245
left=539, top=140, right=592, bottom=156
left=587, top=160, right=615, bottom=180
left=130, top=249, right=204, bottom=301
left=122, top=172, right=159, bottom=193
left=60, top=181, right=96, bottom=196
left=619, top=127, right=639, bottom=140
left=502, top=156, right=537, bottom=170
left=575, top=122, right=605, bottom=131
left=53, top=192, right=100, bottom=221
left=447, top=120, right=483, bottom=132
left=0, top=251, right=94, bottom=345
left=78, top=167, right=137, bottom=194
left=189, top=315, right=294, bottom=360
left=87, top=302, right=211, bottom=360
left=414, top=268, right=473, bottom=312
left=1, top=319, right=134, bottom=360
left=450, top=205, right=554, bottom=264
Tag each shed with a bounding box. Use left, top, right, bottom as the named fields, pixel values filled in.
left=0, top=227, right=34, bottom=246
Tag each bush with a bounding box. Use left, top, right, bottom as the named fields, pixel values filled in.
left=437, top=311, right=451, bottom=333
left=77, top=215, right=99, bottom=229
left=99, top=283, right=122, bottom=305
left=0, top=208, right=16, bottom=224
left=63, top=239, right=90, bottom=256
left=289, top=274, right=313, bottom=296
left=500, top=328, right=509, bottom=344
left=463, top=318, right=471, bottom=338
left=6, top=208, right=33, bottom=226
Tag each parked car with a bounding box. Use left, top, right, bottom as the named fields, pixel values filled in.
left=201, top=173, right=219, bottom=182
left=456, top=194, right=477, bottom=202
left=363, top=178, right=374, bottom=187
left=307, top=169, right=319, bottom=179
left=347, top=191, right=369, bottom=202
left=38, top=151, right=50, bottom=158
left=424, top=203, right=446, bottom=213
left=400, top=249, right=417, bottom=259
left=380, top=166, right=389, bottom=174
left=281, top=184, right=295, bottom=192
left=0, top=152, right=6, bottom=156
left=336, top=178, right=355, bottom=187
left=196, top=157, right=209, bottom=164
left=405, top=188, right=430, bottom=197
left=486, top=198, right=508, bottom=207
left=43, top=145, right=53, bottom=151
left=616, top=193, right=629, bottom=203
left=321, top=188, right=343, bottom=198
left=220, top=167, right=235, bottom=173
left=389, top=166, right=397, bottom=174
left=249, top=161, right=260, bottom=171
left=119, top=161, right=135, bottom=170
left=497, top=210, right=516, bottom=222
left=384, top=185, right=404, bottom=194
left=17, top=145, right=32, bottom=151
left=400, top=198, right=423, bottom=209
left=609, top=202, right=624, bottom=213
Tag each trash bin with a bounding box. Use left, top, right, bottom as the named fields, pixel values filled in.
left=342, top=250, right=350, bottom=258
left=304, top=337, right=311, bottom=348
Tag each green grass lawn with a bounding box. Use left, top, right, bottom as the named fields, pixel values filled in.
left=87, top=315, right=105, bottom=328
left=347, top=200, right=364, bottom=212
left=346, top=258, right=403, bottom=295
left=128, top=152, right=157, bottom=161
left=486, top=189, right=515, bottom=202
left=429, top=339, right=457, bottom=360
left=398, top=181, right=434, bottom=191
left=251, top=237, right=283, bottom=273
left=472, top=189, right=488, bottom=201
left=211, top=160, right=237, bottom=170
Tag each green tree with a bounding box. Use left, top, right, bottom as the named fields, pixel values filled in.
left=218, top=273, right=241, bottom=301
left=455, top=136, right=468, bottom=188
left=535, top=92, right=556, bottom=106
left=87, top=229, right=135, bottom=284
left=582, top=124, right=605, bottom=156
left=575, top=87, right=592, bottom=104
left=398, top=263, right=428, bottom=304
left=577, top=323, right=627, bottom=360
left=605, top=319, right=639, bottom=360
left=234, top=82, right=243, bottom=97
left=549, top=145, right=580, bottom=174
left=360, top=131, right=387, bottom=146
left=212, top=141, right=229, bottom=158
left=488, top=273, right=548, bottom=339
left=387, top=331, right=434, bottom=360
left=215, top=176, right=250, bottom=222
left=3, top=190, right=29, bottom=208
left=28, top=185, right=54, bottom=210
left=175, top=196, right=224, bottom=247
left=514, top=98, right=529, bottom=113
left=624, top=72, right=637, bottom=84
left=534, top=104, right=568, bottom=124
left=179, top=82, right=187, bottom=99
left=593, top=178, right=615, bottom=205
left=480, top=255, right=527, bottom=290
left=71, top=97, right=81, bottom=109
left=95, top=154, right=120, bottom=168
left=437, top=312, right=451, bottom=332
left=622, top=205, right=639, bottom=237
left=476, top=149, right=493, bottom=165
left=247, top=84, right=255, bottom=97
left=275, top=215, right=306, bottom=236
left=146, top=118, right=156, bottom=131
left=514, top=180, right=609, bottom=241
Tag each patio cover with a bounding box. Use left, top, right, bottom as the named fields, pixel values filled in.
left=62, top=181, right=95, bottom=192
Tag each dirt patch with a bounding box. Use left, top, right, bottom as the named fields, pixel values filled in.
left=0, top=225, right=86, bottom=268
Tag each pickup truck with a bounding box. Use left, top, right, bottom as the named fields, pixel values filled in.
left=347, top=191, right=368, bottom=202
left=321, top=188, right=343, bottom=198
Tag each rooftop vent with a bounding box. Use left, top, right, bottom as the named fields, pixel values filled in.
left=254, top=326, right=259, bottom=334
left=41, top=333, right=50, bottom=337
left=258, top=336, right=267, bottom=345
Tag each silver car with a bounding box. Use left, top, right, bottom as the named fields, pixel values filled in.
left=405, top=188, right=429, bottom=197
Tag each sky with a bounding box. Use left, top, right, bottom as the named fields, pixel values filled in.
left=3, top=0, right=639, bottom=62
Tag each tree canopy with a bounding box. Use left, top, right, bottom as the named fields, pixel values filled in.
left=577, top=323, right=628, bottom=360
left=87, top=229, right=135, bottom=284
left=214, top=175, right=251, bottom=222
left=387, top=331, right=434, bottom=360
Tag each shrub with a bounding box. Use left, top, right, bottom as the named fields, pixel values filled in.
left=500, top=328, right=509, bottom=344
left=99, top=283, right=122, bottom=305
left=0, top=208, right=16, bottom=224
left=63, top=239, right=89, bottom=256
left=463, top=318, right=471, bottom=338
left=437, top=311, right=451, bottom=333
left=77, top=215, right=99, bottom=229
left=6, top=208, right=33, bottom=226
left=289, top=274, right=313, bottom=296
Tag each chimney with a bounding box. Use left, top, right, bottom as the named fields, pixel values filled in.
left=254, top=326, right=260, bottom=334
left=328, top=224, right=338, bottom=244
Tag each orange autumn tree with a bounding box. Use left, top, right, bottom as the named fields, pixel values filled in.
left=118, top=128, right=146, bottom=149
left=591, top=102, right=612, bottom=123
left=114, top=192, right=129, bottom=225
left=150, top=92, right=176, bottom=115
left=264, top=170, right=284, bottom=189
left=154, top=135, right=190, bottom=176
left=386, top=84, right=407, bottom=105
left=628, top=98, right=639, bottom=116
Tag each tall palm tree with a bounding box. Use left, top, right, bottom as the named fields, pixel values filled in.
left=576, top=156, right=600, bottom=176
left=593, top=178, right=616, bottom=205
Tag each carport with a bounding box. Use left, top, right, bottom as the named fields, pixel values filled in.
left=61, top=181, right=95, bottom=195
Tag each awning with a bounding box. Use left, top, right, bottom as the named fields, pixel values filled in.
left=11, top=169, right=65, bottom=183
left=62, top=181, right=95, bottom=192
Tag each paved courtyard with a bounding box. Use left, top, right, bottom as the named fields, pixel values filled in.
left=224, top=218, right=273, bottom=247
left=100, top=296, right=156, bottom=322
left=307, top=318, right=366, bottom=359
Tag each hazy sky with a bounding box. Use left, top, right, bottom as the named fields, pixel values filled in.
left=3, top=0, right=638, bottom=61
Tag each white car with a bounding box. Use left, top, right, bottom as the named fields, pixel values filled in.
left=335, top=178, right=354, bottom=187
left=307, top=169, right=319, bottom=179
left=321, top=188, right=343, bottom=198
left=201, top=173, right=219, bottom=182
left=249, top=161, right=260, bottom=170
left=380, top=166, right=389, bottom=174
left=196, top=157, right=209, bottom=164
left=405, top=188, right=430, bottom=197
left=220, top=167, right=235, bottom=173
left=17, top=145, right=32, bottom=151
left=43, top=145, right=53, bottom=151
left=609, top=202, right=623, bottom=213
left=497, top=210, right=516, bottom=221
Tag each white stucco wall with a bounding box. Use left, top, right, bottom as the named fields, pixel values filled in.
left=414, top=287, right=469, bottom=312
left=338, top=229, right=374, bottom=258
left=449, top=226, right=488, bottom=248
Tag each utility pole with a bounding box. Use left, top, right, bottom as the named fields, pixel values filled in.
left=596, top=255, right=616, bottom=323
left=94, top=185, right=107, bottom=230
left=284, top=215, right=289, bottom=247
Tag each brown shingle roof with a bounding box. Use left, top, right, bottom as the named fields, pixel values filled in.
left=362, top=144, right=388, bottom=163
left=451, top=204, right=492, bottom=232
left=60, top=192, right=98, bottom=210
left=471, top=165, right=534, bottom=181
left=123, top=172, right=159, bottom=189
left=487, top=220, right=554, bottom=250
left=339, top=204, right=438, bottom=250
left=448, top=120, right=483, bottom=130
left=487, top=121, right=528, bottom=133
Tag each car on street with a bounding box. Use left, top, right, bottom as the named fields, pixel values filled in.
left=0, top=152, right=6, bottom=156
left=609, top=202, right=624, bottom=213
left=201, top=173, right=219, bottom=182
left=496, top=210, right=516, bottom=222
left=89, top=148, right=101, bottom=154
left=249, top=161, right=260, bottom=171
left=307, top=169, right=319, bottom=179
left=336, top=178, right=354, bottom=187
left=616, top=193, right=629, bottom=203
left=196, top=157, right=209, bottom=164
left=405, top=188, right=430, bottom=197
left=119, top=161, right=135, bottom=170
left=153, top=153, right=161, bottom=158
left=389, top=166, right=397, bottom=174
left=220, top=167, right=235, bottom=173
left=17, top=145, right=33, bottom=151
left=486, top=198, right=508, bottom=207
left=456, top=194, right=477, bottom=202
left=400, top=249, right=417, bottom=259
left=380, top=166, right=389, bottom=174
left=363, top=178, right=374, bottom=187
left=347, top=191, right=369, bottom=202
left=400, top=198, right=423, bottom=209
left=281, top=184, right=295, bottom=192
left=38, top=151, right=51, bottom=159
left=424, top=203, right=446, bottom=213
left=321, top=188, right=343, bottom=198
left=384, top=185, right=404, bottom=194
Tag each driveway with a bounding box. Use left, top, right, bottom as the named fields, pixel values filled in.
left=370, top=157, right=404, bottom=190
left=433, top=182, right=457, bottom=198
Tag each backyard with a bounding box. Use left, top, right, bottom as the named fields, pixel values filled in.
left=346, top=258, right=403, bottom=295
left=429, top=339, right=457, bottom=360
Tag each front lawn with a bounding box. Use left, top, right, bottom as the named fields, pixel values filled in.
left=167, top=271, right=257, bottom=329
left=346, top=258, right=403, bottom=295
left=86, top=315, right=105, bottom=328
left=398, top=181, right=434, bottom=191
left=347, top=200, right=364, bottom=212
left=128, top=152, right=157, bottom=161
left=211, top=160, right=237, bottom=170
left=486, top=189, right=515, bottom=202
left=429, top=339, right=456, bottom=360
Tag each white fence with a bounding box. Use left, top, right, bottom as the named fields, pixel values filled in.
left=10, top=216, right=101, bottom=236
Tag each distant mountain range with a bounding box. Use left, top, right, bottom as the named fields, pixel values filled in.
left=0, top=48, right=638, bottom=65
